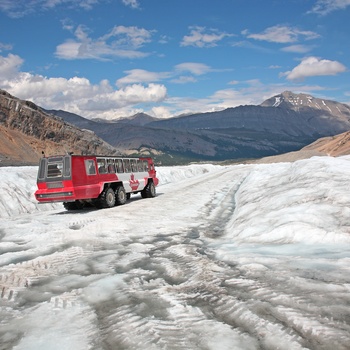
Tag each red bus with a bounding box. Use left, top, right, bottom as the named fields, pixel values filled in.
left=34, top=154, right=159, bottom=210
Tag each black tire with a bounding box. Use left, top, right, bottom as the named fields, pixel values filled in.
left=141, top=181, right=156, bottom=198
left=115, top=186, right=127, bottom=205
left=97, top=187, right=115, bottom=208
left=63, top=201, right=84, bottom=211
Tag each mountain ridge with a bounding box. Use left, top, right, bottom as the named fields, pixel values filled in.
left=0, top=90, right=120, bottom=166
left=1, top=89, right=350, bottom=166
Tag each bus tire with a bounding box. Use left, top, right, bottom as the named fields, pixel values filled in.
left=115, top=186, right=127, bottom=205
left=98, top=187, right=115, bottom=208
left=141, top=181, right=156, bottom=198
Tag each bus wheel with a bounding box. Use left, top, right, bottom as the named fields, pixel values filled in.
left=141, top=182, right=156, bottom=198
left=115, top=186, right=127, bottom=205
left=98, top=187, right=116, bottom=208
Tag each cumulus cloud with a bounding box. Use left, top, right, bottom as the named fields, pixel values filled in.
left=0, top=53, right=228, bottom=119
left=243, top=25, right=320, bottom=43
left=0, top=52, right=336, bottom=120
left=282, top=56, right=347, bottom=81
left=150, top=106, right=172, bottom=119
left=0, top=53, right=24, bottom=80
left=0, top=53, right=167, bottom=120
left=55, top=25, right=154, bottom=60
left=308, top=0, right=350, bottom=15
left=181, top=26, right=233, bottom=48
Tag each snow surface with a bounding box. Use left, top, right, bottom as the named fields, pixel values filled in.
left=1, top=157, right=350, bottom=349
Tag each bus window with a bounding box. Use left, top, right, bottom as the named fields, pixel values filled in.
left=124, top=159, right=131, bottom=173
left=63, top=156, right=71, bottom=177
left=85, top=159, right=96, bottom=175
left=107, top=159, right=116, bottom=173
left=142, top=160, right=149, bottom=172
left=38, top=158, right=47, bottom=180
left=116, top=159, right=124, bottom=173
left=47, top=162, right=63, bottom=178
left=97, top=158, right=107, bottom=174
left=130, top=159, right=138, bottom=172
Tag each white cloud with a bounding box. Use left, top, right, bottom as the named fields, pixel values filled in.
left=171, top=76, right=197, bottom=84
left=116, top=69, right=170, bottom=87
left=0, top=42, right=13, bottom=52
left=81, top=83, right=167, bottom=112
left=55, top=25, right=153, bottom=60
left=0, top=52, right=339, bottom=121
left=0, top=53, right=24, bottom=80
left=181, top=26, right=233, bottom=48
left=308, top=0, right=350, bottom=15
left=174, top=62, right=211, bottom=75
left=150, top=106, right=172, bottom=119
left=116, top=64, right=213, bottom=87
left=0, top=53, right=167, bottom=120
left=244, top=25, right=320, bottom=43
left=282, top=56, right=347, bottom=81
left=102, top=25, right=154, bottom=48
left=281, top=44, right=313, bottom=53
left=122, top=0, right=140, bottom=9
left=0, top=0, right=99, bottom=17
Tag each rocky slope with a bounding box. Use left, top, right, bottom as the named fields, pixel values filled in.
left=302, top=130, right=350, bottom=156
left=0, top=90, right=119, bottom=166
left=250, top=131, right=350, bottom=165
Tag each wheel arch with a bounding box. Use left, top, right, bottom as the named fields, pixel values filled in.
left=101, top=181, right=123, bottom=193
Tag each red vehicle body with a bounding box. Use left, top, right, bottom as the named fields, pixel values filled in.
left=34, top=154, right=159, bottom=210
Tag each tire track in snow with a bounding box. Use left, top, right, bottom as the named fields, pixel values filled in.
left=0, top=246, right=87, bottom=302
left=88, top=165, right=350, bottom=349
left=2, top=164, right=350, bottom=349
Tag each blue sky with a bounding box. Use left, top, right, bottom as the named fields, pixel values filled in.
left=0, top=0, right=349, bottom=120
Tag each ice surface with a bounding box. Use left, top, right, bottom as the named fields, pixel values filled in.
left=1, top=157, right=350, bottom=349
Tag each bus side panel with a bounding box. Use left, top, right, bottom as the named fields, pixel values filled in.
left=72, top=157, right=125, bottom=198
left=69, top=157, right=101, bottom=200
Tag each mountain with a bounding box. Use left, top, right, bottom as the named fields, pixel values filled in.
left=2, top=89, right=350, bottom=166
left=149, top=91, right=350, bottom=136
left=102, top=112, right=160, bottom=126
left=0, top=90, right=119, bottom=166
left=261, top=91, right=350, bottom=119
left=45, top=91, right=350, bottom=164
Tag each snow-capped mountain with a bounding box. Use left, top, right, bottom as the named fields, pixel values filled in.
left=261, top=91, right=350, bottom=121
